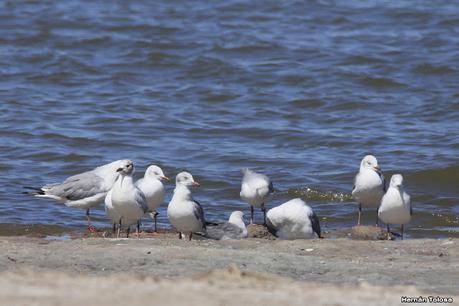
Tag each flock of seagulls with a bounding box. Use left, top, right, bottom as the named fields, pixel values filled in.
left=27, top=154, right=412, bottom=240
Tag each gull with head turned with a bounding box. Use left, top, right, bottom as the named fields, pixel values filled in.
left=135, top=165, right=170, bottom=232
left=352, top=155, right=386, bottom=226
left=378, top=174, right=411, bottom=239
left=205, top=211, right=248, bottom=240
left=167, top=172, right=206, bottom=241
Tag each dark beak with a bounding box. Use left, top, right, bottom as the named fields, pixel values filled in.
left=116, top=168, right=123, bottom=172
left=192, top=181, right=200, bottom=187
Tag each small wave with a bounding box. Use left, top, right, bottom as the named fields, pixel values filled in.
left=341, top=55, right=387, bottom=65
left=412, top=63, right=456, bottom=75
left=406, top=165, right=459, bottom=196
left=288, top=187, right=353, bottom=202
left=359, top=76, right=406, bottom=89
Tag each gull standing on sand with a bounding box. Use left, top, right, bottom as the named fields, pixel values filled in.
left=26, top=159, right=129, bottom=232
left=240, top=169, right=274, bottom=225
left=378, top=174, right=411, bottom=239
left=167, top=172, right=206, bottom=241
left=352, top=155, right=385, bottom=226
left=266, top=198, right=322, bottom=240
left=205, top=211, right=248, bottom=240
left=110, top=160, right=148, bottom=238
left=135, top=165, right=170, bottom=232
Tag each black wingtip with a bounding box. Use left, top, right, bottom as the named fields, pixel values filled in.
left=22, top=186, right=44, bottom=195
left=268, top=181, right=274, bottom=194
left=310, top=212, right=322, bottom=239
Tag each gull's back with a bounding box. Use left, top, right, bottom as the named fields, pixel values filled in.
left=240, top=169, right=273, bottom=206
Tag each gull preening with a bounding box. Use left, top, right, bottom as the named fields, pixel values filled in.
left=205, top=211, right=248, bottom=240
left=135, top=165, right=169, bottom=232
left=26, top=159, right=129, bottom=232
left=352, top=155, right=386, bottom=226
left=266, top=198, right=322, bottom=240
left=110, top=160, right=148, bottom=238
left=240, top=169, right=274, bottom=225
left=167, top=172, right=206, bottom=240
left=378, top=174, right=412, bottom=239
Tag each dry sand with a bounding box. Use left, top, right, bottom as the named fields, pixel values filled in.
left=0, top=226, right=457, bottom=305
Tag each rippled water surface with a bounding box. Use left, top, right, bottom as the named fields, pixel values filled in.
left=1, top=1, right=458, bottom=238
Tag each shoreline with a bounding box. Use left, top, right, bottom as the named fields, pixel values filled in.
left=0, top=234, right=457, bottom=303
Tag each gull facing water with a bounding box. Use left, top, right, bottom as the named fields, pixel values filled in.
left=378, top=174, right=412, bottom=239
left=135, top=165, right=169, bottom=232
left=266, top=198, right=322, bottom=240
left=240, top=169, right=274, bottom=225
left=26, top=159, right=129, bottom=232
left=205, top=211, right=248, bottom=240
left=110, top=160, right=148, bottom=238
left=352, top=155, right=386, bottom=226
left=167, top=172, right=206, bottom=241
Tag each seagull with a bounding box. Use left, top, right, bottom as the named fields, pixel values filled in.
left=25, top=159, right=129, bottom=232
left=110, top=160, right=148, bottom=238
left=205, top=211, right=248, bottom=240
left=352, top=155, right=385, bottom=226
left=167, top=172, right=205, bottom=241
left=266, top=198, right=322, bottom=240
left=240, top=169, right=274, bottom=225
left=135, top=165, right=170, bottom=232
left=378, top=174, right=411, bottom=239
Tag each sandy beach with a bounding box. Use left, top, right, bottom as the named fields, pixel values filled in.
left=0, top=228, right=457, bottom=306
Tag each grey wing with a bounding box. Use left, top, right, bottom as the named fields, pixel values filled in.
left=135, top=188, right=149, bottom=213
left=47, top=172, right=105, bottom=200
left=206, top=222, right=242, bottom=240
left=193, top=200, right=206, bottom=230
left=310, top=212, right=322, bottom=238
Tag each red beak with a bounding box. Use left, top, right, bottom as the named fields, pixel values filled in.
left=192, top=181, right=200, bottom=187
left=161, top=176, right=170, bottom=181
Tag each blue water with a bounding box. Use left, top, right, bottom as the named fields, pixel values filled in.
left=0, top=0, right=458, bottom=237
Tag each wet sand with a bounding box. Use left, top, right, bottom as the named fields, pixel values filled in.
left=0, top=227, right=457, bottom=305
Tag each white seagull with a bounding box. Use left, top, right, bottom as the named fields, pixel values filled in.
left=205, top=211, right=248, bottom=240
left=135, top=165, right=170, bottom=232
left=26, top=159, right=129, bottom=232
left=167, top=172, right=205, bottom=240
left=110, top=160, right=148, bottom=238
left=378, top=174, right=411, bottom=239
left=352, top=155, right=386, bottom=226
left=104, top=189, right=120, bottom=235
left=240, top=169, right=274, bottom=225
left=266, top=198, right=322, bottom=240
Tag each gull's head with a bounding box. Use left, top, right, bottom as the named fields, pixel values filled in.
left=145, top=165, right=170, bottom=182
left=360, top=155, right=381, bottom=172
left=229, top=211, right=244, bottom=222
left=176, top=171, right=200, bottom=188
left=116, top=160, right=134, bottom=176
left=390, top=174, right=404, bottom=188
